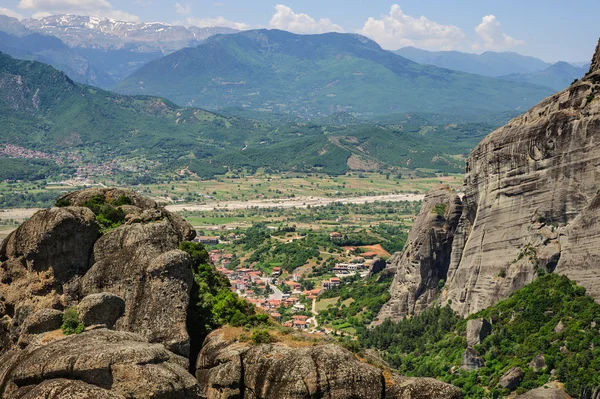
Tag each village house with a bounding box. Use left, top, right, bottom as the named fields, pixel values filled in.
left=271, top=267, right=281, bottom=277
left=292, top=302, right=306, bottom=312
left=322, top=277, right=342, bottom=290
left=285, top=280, right=302, bottom=291
left=292, top=315, right=309, bottom=329
left=329, top=232, right=342, bottom=241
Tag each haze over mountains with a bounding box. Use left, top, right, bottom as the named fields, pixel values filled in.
left=0, top=14, right=238, bottom=87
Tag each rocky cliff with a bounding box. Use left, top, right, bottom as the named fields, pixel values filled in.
left=0, top=188, right=462, bottom=398
left=196, top=329, right=461, bottom=399
left=376, top=188, right=462, bottom=322
left=378, top=39, right=600, bottom=321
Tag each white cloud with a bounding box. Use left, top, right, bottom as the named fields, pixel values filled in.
left=181, top=16, right=250, bottom=30
left=212, top=2, right=225, bottom=6
left=0, top=7, right=25, bottom=19
left=175, top=3, right=191, bottom=15
left=473, top=15, right=525, bottom=51
left=18, top=0, right=139, bottom=21
left=269, top=4, right=343, bottom=34
left=358, top=4, right=466, bottom=50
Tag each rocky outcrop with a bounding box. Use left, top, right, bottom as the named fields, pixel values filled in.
left=374, top=43, right=600, bottom=320
left=196, top=329, right=462, bottom=399
left=460, top=347, right=484, bottom=370
left=498, top=367, right=524, bottom=391
left=0, top=188, right=195, bottom=357
left=376, top=188, right=462, bottom=322
left=466, top=318, right=491, bottom=347
left=516, top=382, right=573, bottom=398
left=440, top=56, right=600, bottom=315
left=590, top=39, right=600, bottom=74
left=0, top=329, right=201, bottom=398
left=0, top=188, right=201, bottom=398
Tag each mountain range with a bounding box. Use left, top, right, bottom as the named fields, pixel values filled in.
left=0, top=14, right=238, bottom=87
left=396, top=46, right=590, bottom=92
left=116, top=29, right=554, bottom=119
left=395, top=46, right=553, bottom=77
left=0, top=51, right=497, bottom=180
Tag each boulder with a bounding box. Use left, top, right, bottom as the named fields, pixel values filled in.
left=77, top=293, right=125, bottom=328
left=466, top=318, right=492, bottom=347
left=17, top=379, right=126, bottom=398
left=516, top=382, right=573, bottom=398
left=0, top=329, right=202, bottom=399
left=461, top=347, right=484, bottom=370
left=377, top=188, right=462, bottom=322
left=529, top=353, right=547, bottom=372
left=498, top=367, right=524, bottom=391
left=554, top=320, right=566, bottom=334
left=386, top=375, right=462, bottom=399
left=20, top=308, right=63, bottom=335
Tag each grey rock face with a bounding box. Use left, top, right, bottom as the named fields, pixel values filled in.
left=498, top=367, right=524, bottom=391
left=529, top=354, right=547, bottom=372
left=77, top=292, right=125, bottom=328
left=196, top=329, right=462, bottom=399
left=440, top=63, right=600, bottom=317
left=376, top=188, right=462, bottom=322
left=461, top=347, right=484, bottom=370
left=515, top=383, right=573, bottom=398
left=466, top=318, right=492, bottom=347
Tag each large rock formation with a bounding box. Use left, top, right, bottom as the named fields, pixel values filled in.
left=0, top=188, right=202, bottom=397
left=378, top=40, right=600, bottom=320
left=0, top=188, right=195, bottom=356
left=196, top=329, right=462, bottom=399
left=376, top=188, right=462, bottom=322
left=442, top=42, right=600, bottom=316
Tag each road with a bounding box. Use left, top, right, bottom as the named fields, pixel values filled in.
left=165, top=193, right=425, bottom=213
left=308, top=297, right=319, bottom=329
left=261, top=278, right=284, bottom=300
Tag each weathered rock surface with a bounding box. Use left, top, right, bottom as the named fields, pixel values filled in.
left=77, top=293, right=125, bottom=328
left=0, top=188, right=195, bottom=357
left=376, top=188, right=462, bottom=322
left=196, top=329, right=462, bottom=399
left=0, top=329, right=201, bottom=398
left=466, top=318, right=492, bottom=347
left=440, top=61, right=600, bottom=315
left=498, top=367, right=524, bottom=391
left=377, top=43, right=600, bottom=319
left=515, top=382, right=573, bottom=399
left=460, top=347, right=484, bottom=370
left=386, top=375, right=462, bottom=399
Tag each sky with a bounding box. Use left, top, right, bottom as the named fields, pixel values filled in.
left=0, top=0, right=598, bottom=62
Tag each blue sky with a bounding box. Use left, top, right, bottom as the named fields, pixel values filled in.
left=1, top=0, right=598, bottom=62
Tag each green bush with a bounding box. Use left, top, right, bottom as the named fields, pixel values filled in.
left=61, top=307, right=85, bottom=335
left=251, top=329, right=274, bottom=344
left=433, top=203, right=447, bottom=217
left=55, top=197, right=71, bottom=207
